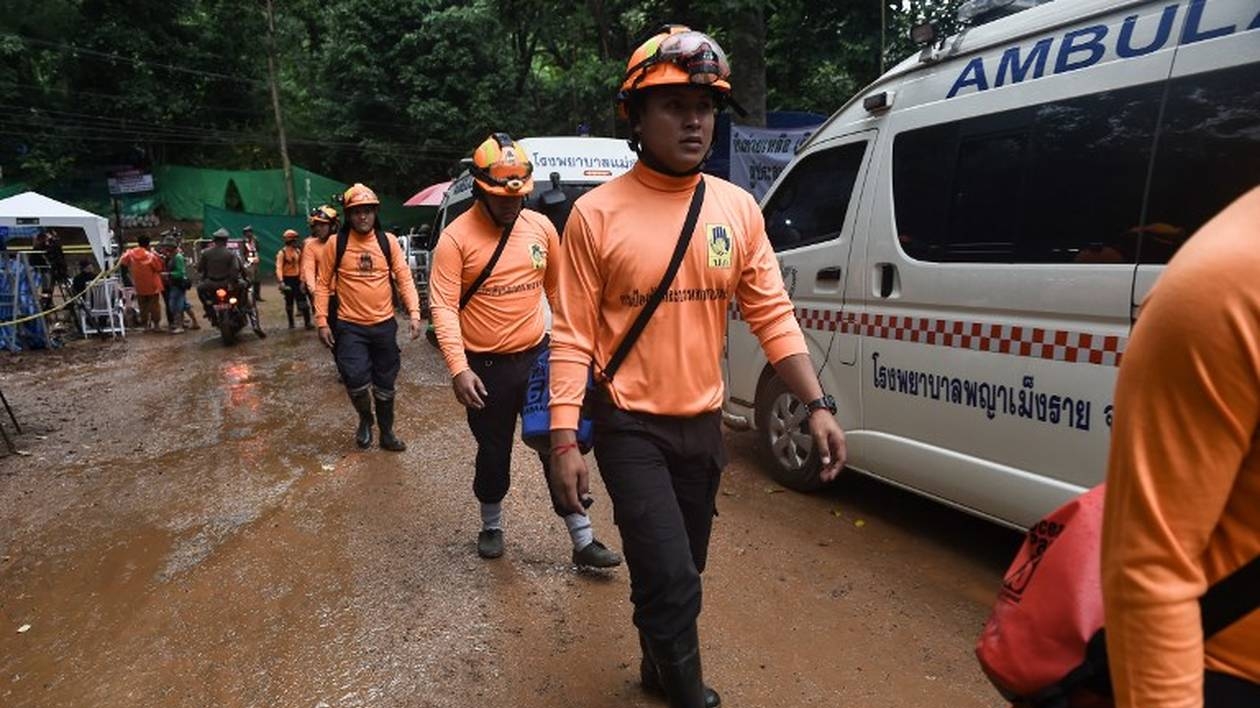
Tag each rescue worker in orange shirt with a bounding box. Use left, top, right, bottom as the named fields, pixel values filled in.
left=275, top=229, right=311, bottom=330
left=429, top=133, right=622, bottom=568
left=302, top=204, right=339, bottom=332
left=1101, top=188, right=1260, bottom=708
left=314, top=183, right=421, bottom=452
left=548, top=26, right=847, bottom=707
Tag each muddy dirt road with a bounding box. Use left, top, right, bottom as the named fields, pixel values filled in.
left=1, top=300, right=1020, bottom=707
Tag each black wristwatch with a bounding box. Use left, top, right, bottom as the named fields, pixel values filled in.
left=805, top=394, right=837, bottom=415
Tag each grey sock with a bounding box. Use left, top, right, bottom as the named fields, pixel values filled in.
left=481, top=502, right=503, bottom=531
left=564, top=512, right=593, bottom=551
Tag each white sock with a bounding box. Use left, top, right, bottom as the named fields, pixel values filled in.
left=481, top=502, right=503, bottom=531
left=564, top=513, right=593, bottom=551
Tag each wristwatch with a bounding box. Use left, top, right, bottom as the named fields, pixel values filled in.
left=805, top=394, right=837, bottom=415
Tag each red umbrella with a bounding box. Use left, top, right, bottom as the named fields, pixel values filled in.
left=404, top=180, right=452, bottom=207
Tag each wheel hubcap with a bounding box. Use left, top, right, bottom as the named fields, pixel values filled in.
left=767, top=392, right=812, bottom=470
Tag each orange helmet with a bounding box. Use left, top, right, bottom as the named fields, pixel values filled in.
left=308, top=204, right=339, bottom=226
left=470, top=133, right=533, bottom=197
left=282, top=229, right=300, bottom=242
left=618, top=25, right=731, bottom=113
left=342, top=183, right=380, bottom=209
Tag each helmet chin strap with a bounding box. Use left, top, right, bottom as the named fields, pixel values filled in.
left=634, top=140, right=711, bottom=177
left=474, top=187, right=518, bottom=228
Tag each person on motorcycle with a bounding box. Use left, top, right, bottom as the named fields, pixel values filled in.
left=429, top=132, right=623, bottom=568
left=197, top=228, right=266, bottom=338
left=276, top=229, right=311, bottom=329
left=313, top=183, right=421, bottom=452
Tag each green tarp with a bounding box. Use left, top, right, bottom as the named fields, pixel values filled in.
left=159, top=164, right=424, bottom=230
left=202, top=205, right=305, bottom=278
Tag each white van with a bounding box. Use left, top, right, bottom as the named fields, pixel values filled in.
left=723, top=0, right=1260, bottom=529
left=432, top=136, right=638, bottom=237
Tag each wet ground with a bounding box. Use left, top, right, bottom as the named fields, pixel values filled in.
left=0, top=297, right=1021, bottom=707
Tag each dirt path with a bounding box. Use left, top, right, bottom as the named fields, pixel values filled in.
left=0, top=299, right=1018, bottom=707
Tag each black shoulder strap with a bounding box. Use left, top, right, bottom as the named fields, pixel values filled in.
left=1202, top=553, right=1260, bottom=639
left=332, top=228, right=398, bottom=300
left=375, top=229, right=399, bottom=303
left=459, top=217, right=515, bottom=311
left=600, top=177, right=706, bottom=383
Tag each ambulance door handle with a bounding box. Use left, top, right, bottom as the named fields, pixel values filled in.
left=876, top=263, right=900, bottom=298
left=816, top=267, right=843, bottom=282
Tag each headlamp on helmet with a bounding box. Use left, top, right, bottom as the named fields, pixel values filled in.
left=308, top=204, right=339, bottom=226
left=469, top=133, right=534, bottom=197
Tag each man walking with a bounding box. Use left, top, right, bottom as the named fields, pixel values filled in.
left=430, top=133, right=622, bottom=567
left=1101, top=188, right=1260, bottom=708
left=276, top=229, right=311, bottom=329
left=548, top=26, right=847, bottom=707
left=302, top=205, right=339, bottom=330
left=314, top=183, right=420, bottom=452
left=120, top=235, right=165, bottom=332
left=242, top=225, right=263, bottom=303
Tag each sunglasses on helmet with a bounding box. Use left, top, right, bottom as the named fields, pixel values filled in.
left=627, top=28, right=731, bottom=91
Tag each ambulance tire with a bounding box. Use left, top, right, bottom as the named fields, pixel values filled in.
left=755, top=375, right=824, bottom=492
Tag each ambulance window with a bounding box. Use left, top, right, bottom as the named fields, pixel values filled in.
left=1142, top=61, right=1260, bottom=265
left=945, top=129, right=1028, bottom=261
left=894, top=81, right=1163, bottom=264
left=1023, top=83, right=1161, bottom=264
left=764, top=141, right=867, bottom=252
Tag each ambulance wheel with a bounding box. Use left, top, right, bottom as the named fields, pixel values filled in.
left=755, top=375, right=824, bottom=492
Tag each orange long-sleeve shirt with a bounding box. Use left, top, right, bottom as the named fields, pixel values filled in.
left=549, top=163, right=807, bottom=429
left=120, top=246, right=164, bottom=296
left=300, top=236, right=326, bottom=294
left=275, top=244, right=301, bottom=280
left=429, top=205, right=559, bottom=377
left=313, top=229, right=418, bottom=327
left=1102, top=187, right=1260, bottom=707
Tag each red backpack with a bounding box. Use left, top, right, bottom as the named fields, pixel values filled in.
left=976, top=484, right=1260, bottom=708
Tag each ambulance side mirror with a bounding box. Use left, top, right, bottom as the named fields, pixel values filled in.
left=541, top=171, right=567, bottom=207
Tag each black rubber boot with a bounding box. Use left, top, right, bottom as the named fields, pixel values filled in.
left=286, top=310, right=295, bottom=329
left=641, top=630, right=720, bottom=707
left=375, top=394, right=406, bottom=452
left=349, top=388, right=374, bottom=449
left=644, top=625, right=717, bottom=708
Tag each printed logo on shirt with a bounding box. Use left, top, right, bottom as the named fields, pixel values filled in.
left=529, top=243, right=547, bottom=270
left=706, top=224, right=732, bottom=269
left=357, top=251, right=374, bottom=274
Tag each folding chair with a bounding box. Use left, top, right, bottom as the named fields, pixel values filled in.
left=77, top=277, right=127, bottom=338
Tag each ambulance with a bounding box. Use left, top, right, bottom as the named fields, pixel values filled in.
left=432, top=136, right=638, bottom=236
left=722, top=0, right=1260, bottom=529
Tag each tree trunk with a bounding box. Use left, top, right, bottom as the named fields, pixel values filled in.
left=264, top=0, right=296, bottom=216
left=728, top=2, right=767, bottom=128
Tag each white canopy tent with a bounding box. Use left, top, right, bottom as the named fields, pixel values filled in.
left=0, top=191, right=112, bottom=268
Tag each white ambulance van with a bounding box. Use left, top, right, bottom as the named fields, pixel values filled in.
left=432, top=136, right=638, bottom=236
left=723, top=0, right=1260, bottom=529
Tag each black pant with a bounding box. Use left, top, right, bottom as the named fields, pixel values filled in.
left=282, top=276, right=309, bottom=323
left=591, top=395, right=725, bottom=641
left=334, top=318, right=399, bottom=394
left=465, top=337, right=566, bottom=516
left=1207, top=670, right=1260, bottom=707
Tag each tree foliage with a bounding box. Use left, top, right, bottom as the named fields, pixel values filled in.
left=0, top=0, right=963, bottom=199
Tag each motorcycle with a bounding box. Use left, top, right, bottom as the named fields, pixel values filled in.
left=209, top=284, right=249, bottom=345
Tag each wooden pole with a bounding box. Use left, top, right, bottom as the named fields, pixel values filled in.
left=264, top=0, right=297, bottom=216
